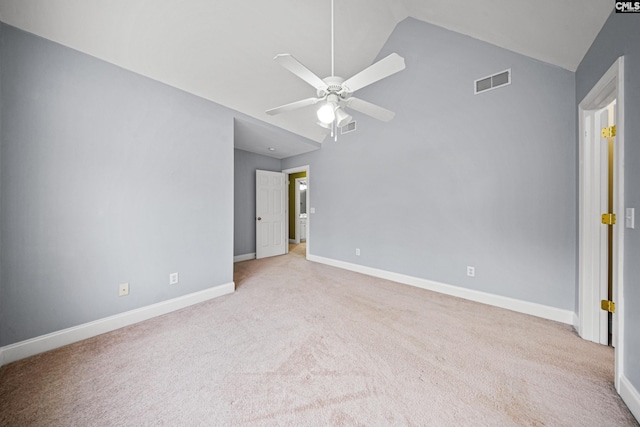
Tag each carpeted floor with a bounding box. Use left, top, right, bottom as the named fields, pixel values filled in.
left=1, top=243, right=637, bottom=426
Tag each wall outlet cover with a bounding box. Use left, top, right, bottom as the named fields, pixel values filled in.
left=169, top=272, right=179, bottom=285
left=119, top=283, right=129, bottom=297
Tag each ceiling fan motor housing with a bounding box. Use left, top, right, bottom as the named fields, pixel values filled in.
left=318, top=76, right=346, bottom=98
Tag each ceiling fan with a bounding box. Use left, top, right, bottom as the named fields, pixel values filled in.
left=265, top=0, right=406, bottom=135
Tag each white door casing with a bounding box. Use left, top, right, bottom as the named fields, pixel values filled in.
left=595, top=101, right=617, bottom=345
left=256, top=170, right=287, bottom=259
left=578, top=56, right=625, bottom=391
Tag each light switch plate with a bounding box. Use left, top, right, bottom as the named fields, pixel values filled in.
left=626, top=208, right=635, bottom=229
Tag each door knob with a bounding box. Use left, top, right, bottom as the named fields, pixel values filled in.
left=257, top=217, right=262, bottom=221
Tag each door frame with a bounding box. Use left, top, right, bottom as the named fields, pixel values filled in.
left=577, top=56, right=625, bottom=391
left=294, top=177, right=307, bottom=244
left=283, top=165, right=310, bottom=258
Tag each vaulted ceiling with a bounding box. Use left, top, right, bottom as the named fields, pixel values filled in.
left=0, top=0, right=612, bottom=156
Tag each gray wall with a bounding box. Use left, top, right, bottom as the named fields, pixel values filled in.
left=234, top=148, right=281, bottom=257
left=576, top=10, right=640, bottom=392
left=283, top=17, right=577, bottom=310
left=0, top=24, right=235, bottom=346
left=0, top=24, right=3, bottom=325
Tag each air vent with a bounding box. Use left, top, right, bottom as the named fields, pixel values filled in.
left=341, top=121, right=356, bottom=134
left=474, top=69, right=511, bottom=94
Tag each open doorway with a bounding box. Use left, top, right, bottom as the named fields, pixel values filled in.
left=578, top=56, right=625, bottom=391
left=294, top=178, right=307, bottom=244
left=283, top=165, right=310, bottom=259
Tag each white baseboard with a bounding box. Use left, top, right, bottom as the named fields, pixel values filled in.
left=621, top=375, right=640, bottom=422
left=0, top=282, right=235, bottom=367
left=233, top=252, right=256, bottom=263
left=234, top=253, right=256, bottom=263
left=307, top=255, right=574, bottom=325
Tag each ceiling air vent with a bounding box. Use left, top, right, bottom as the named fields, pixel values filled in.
left=474, top=69, right=511, bottom=94
left=341, top=121, right=356, bottom=134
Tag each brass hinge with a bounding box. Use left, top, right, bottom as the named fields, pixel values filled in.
left=601, top=300, right=616, bottom=313
left=602, top=125, right=617, bottom=138
left=602, top=213, right=616, bottom=225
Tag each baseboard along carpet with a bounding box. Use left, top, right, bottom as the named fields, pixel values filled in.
left=1, top=244, right=637, bottom=425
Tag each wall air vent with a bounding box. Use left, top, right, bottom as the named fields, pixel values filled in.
left=341, top=120, right=356, bottom=134
left=474, top=69, right=511, bottom=94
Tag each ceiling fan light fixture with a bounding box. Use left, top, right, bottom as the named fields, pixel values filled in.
left=317, top=102, right=336, bottom=124
left=265, top=0, right=406, bottom=138
left=335, top=108, right=352, bottom=128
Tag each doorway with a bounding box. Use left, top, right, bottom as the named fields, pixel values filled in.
left=578, top=56, right=625, bottom=391
left=283, top=165, right=310, bottom=259
left=294, top=178, right=308, bottom=244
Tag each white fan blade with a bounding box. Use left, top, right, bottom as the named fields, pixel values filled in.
left=266, top=97, right=321, bottom=116
left=275, top=54, right=328, bottom=91
left=342, top=53, right=405, bottom=93
left=346, top=97, right=396, bottom=122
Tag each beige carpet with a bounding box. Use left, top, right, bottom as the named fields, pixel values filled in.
left=1, top=243, right=637, bottom=426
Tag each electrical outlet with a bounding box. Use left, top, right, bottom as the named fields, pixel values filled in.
left=119, top=283, right=129, bottom=297
left=467, top=266, right=475, bottom=277
left=355, top=248, right=361, bottom=256
left=169, top=272, right=179, bottom=285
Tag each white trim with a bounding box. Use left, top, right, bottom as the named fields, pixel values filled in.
left=620, top=375, right=640, bottom=423
left=234, top=253, right=256, bottom=262
left=573, top=312, right=580, bottom=335
left=577, top=56, right=625, bottom=391
left=613, top=57, right=625, bottom=391
left=0, top=282, right=235, bottom=367
left=308, top=255, right=573, bottom=324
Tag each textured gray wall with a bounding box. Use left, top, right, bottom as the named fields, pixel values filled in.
left=283, top=17, right=577, bottom=310
left=234, top=148, right=281, bottom=257
left=576, top=10, right=640, bottom=392
left=0, top=24, right=234, bottom=346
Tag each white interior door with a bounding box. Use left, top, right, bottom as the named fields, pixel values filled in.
left=256, top=170, right=287, bottom=259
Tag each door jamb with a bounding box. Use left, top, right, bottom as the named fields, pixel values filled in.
left=577, top=56, right=625, bottom=391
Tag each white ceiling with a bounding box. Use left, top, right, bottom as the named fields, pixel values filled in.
left=0, top=0, right=612, bottom=157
